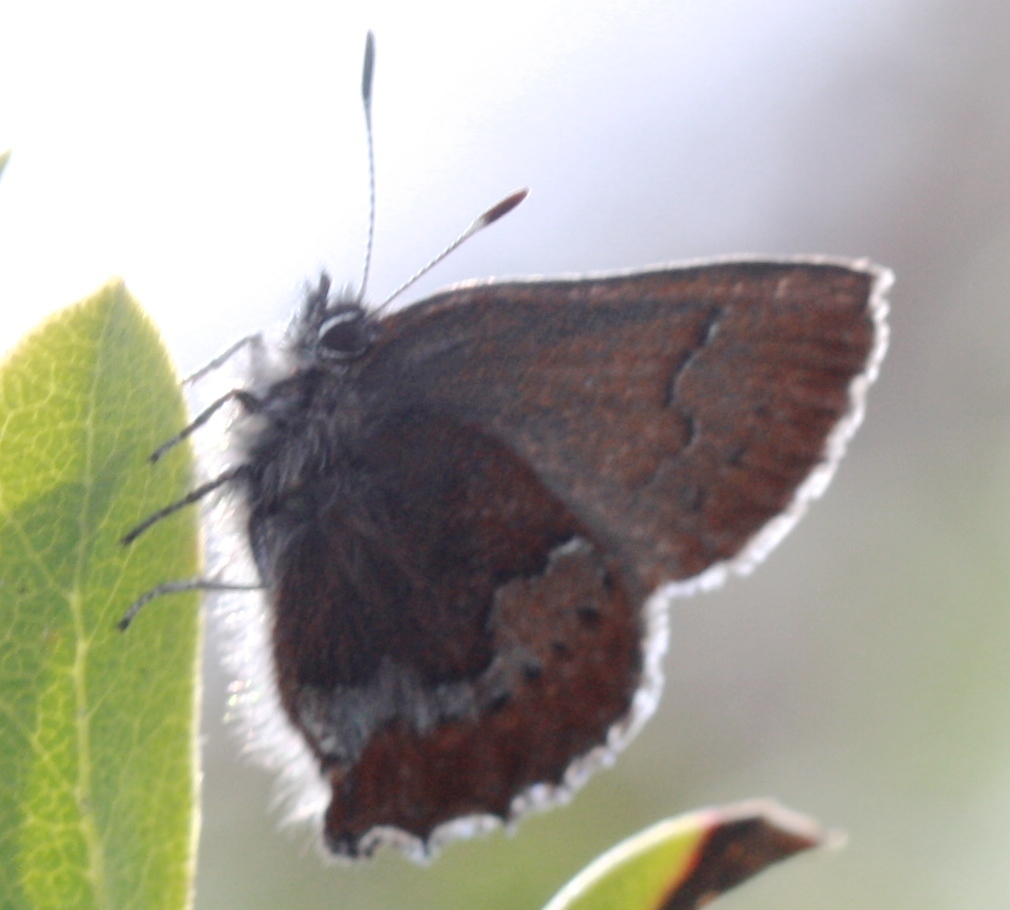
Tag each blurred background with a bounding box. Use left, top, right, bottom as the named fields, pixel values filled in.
left=2, top=0, right=1009, bottom=907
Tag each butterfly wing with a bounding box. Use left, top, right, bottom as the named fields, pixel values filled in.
left=364, top=259, right=888, bottom=592
left=268, top=258, right=888, bottom=857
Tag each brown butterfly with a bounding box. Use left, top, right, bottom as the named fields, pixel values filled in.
left=122, top=32, right=890, bottom=860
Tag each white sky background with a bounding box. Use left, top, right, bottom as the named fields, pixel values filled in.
left=0, top=0, right=906, bottom=373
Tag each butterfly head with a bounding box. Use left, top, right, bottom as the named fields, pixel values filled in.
left=290, top=272, right=378, bottom=364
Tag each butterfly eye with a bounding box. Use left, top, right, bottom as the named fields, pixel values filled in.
left=317, top=307, right=371, bottom=359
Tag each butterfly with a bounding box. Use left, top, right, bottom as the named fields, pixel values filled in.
left=122, top=32, right=890, bottom=860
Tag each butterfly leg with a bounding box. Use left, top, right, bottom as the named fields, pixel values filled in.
left=183, top=332, right=266, bottom=384
left=118, top=577, right=262, bottom=630
left=122, top=465, right=248, bottom=545
left=150, top=388, right=262, bottom=462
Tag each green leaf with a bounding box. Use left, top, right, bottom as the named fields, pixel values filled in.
left=542, top=801, right=829, bottom=910
left=0, top=282, right=202, bottom=910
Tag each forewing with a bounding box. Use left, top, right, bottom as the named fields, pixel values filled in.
left=363, top=259, right=888, bottom=592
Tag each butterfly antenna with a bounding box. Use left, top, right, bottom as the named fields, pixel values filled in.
left=374, top=186, right=530, bottom=314
left=359, top=31, right=377, bottom=301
